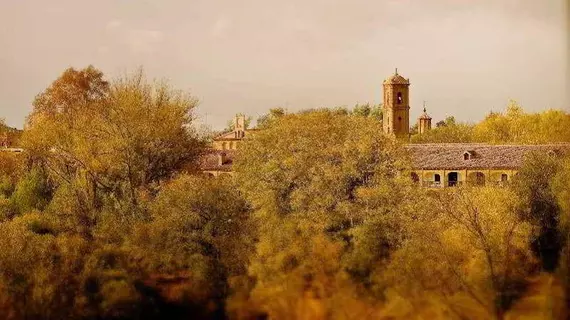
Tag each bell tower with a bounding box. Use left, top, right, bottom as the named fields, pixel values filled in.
left=382, top=68, right=410, bottom=139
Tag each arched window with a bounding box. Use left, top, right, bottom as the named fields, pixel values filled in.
left=434, top=174, right=441, bottom=183
left=448, top=172, right=458, bottom=187
left=397, top=92, right=403, bottom=104
left=501, top=174, right=508, bottom=182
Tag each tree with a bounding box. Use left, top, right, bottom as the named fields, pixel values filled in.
left=22, top=67, right=205, bottom=217
left=29, top=65, right=109, bottom=125
left=234, top=110, right=407, bottom=219
left=352, top=103, right=371, bottom=117
left=473, top=100, right=570, bottom=144
left=352, top=103, right=383, bottom=121
left=125, top=174, right=253, bottom=318
left=10, top=167, right=52, bottom=216
left=409, top=123, right=418, bottom=135
left=256, top=107, right=286, bottom=129
left=511, top=152, right=564, bottom=272
left=410, top=122, right=475, bottom=143
left=232, top=110, right=410, bottom=316
left=551, top=157, right=570, bottom=316
left=386, top=187, right=536, bottom=319
left=369, top=104, right=383, bottom=121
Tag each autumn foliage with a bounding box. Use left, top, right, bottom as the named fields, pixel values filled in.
left=0, top=66, right=569, bottom=319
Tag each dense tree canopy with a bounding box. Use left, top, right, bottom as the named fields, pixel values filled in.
left=1, top=66, right=569, bottom=319
left=22, top=67, right=204, bottom=211
left=411, top=100, right=570, bottom=144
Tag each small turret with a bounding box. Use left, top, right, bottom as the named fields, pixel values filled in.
left=417, top=102, right=432, bottom=134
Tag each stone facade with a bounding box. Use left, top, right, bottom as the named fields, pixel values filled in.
left=199, top=71, right=570, bottom=188
left=417, top=103, right=432, bottom=134
left=406, top=143, right=570, bottom=188
left=210, top=114, right=259, bottom=151
left=201, top=114, right=259, bottom=177
left=382, top=69, right=411, bottom=139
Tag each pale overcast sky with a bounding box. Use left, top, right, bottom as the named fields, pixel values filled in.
left=0, top=0, right=568, bottom=129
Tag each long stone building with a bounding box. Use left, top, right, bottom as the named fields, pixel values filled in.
left=406, top=143, right=569, bottom=187
left=200, top=70, right=570, bottom=186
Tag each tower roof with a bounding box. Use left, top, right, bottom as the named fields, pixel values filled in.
left=383, top=68, right=410, bottom=85
left=419, top=104, right=432, bottom=120
left=419, top=111, right=432, bottom=120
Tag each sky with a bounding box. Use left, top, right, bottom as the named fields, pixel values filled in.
left=0, top=0, right=568, bottom=130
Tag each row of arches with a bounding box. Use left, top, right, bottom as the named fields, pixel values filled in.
left=411, top=171, right=510, bottom=187
left=220, top=141, right=238, bottom=150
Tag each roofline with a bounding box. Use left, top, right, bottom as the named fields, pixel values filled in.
left=201, top=167, right=233, bottom=172
left=213, top=137, right=243, bottom=141
left=411, top=167, right=520, bottom=171
left=405, top=143, right=570, bottom=147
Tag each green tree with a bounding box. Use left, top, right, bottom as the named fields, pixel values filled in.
left=22, top=67, right=205, bottom=212
left=128, top=174, right=253, bottom=317
left=552, top=157, right=570, bottom=314
left=256, top=107, right=286, bottom=128
left=232, top=110, right=410, bottom=316
left=473, top=100, right=570, bottom=144
left=10, top=167, right=52, bottom=215
left=511, top=152, right=563, bottom=271
left=410, top=122, right=475, bottom=143
left=386, top=187, right=535, bottom=320
left=29, top=65, right=109, bottom=125
left=352, top=103, right=383, bottom=121
left=352, top=103, right=371, bottom=117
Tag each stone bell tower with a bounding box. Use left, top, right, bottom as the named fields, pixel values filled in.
left=233, top=114, right=246, bottom=138
left=382, top=68, right=410, bottom=139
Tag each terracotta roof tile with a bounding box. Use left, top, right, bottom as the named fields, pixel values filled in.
left=383, top=74, right=410, bottom=85
left=418, top=112, right=432, bottom=120
left=405, top=143, right=570, bottom=170
left=199, top=143, right=570, bottom=172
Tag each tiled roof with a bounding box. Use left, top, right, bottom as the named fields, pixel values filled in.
left=213, top=131, right=238, bottom=141
left=405, top=143, right=570, bottom=170
left=198, top=143, right=570, bottom=172
left=383, top=74, right=410, bottom=85
left=199, top=149, right=236, bottom=171
left=418, top=112, right=432, bottom=120
left=213, top=128, right=259, bottom=141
